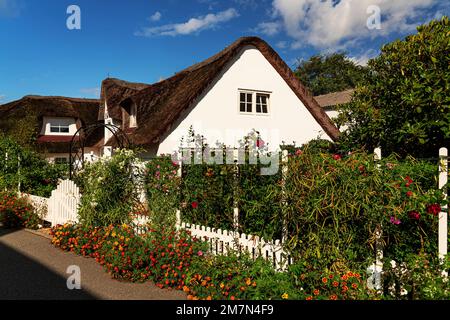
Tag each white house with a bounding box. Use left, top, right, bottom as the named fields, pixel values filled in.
left=100, top=37, right=340, bottom=157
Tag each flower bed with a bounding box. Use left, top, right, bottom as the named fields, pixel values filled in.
left=0, top=192, right=40, bottom=229
left=51, top=223, right=207, bottom=289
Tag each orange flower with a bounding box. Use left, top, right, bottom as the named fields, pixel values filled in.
left=182, top=286, right=190, bottom=293
left=245, top=278, right=252, bottom=286
left=306, top=296, right=313, bottom=300
left=330, top=295, right=338, bottom=300
left=332, top=281, right=339, bottom=287
left=328, top=274, right=334, bottom=279
left=341, top=275, right=348, bottom=281
left=352, top=283, right=358, bottom=289
left=342, top=286, right=349, bottom=292
left=355, top=273, right=361, bottom=279
left=206, top=296, right=212, bottom=301
left=230, top=296, right=236, bottom=300
left=313, top=289, right=320, bottom=296
left=322, top=277, right=328, bottom=284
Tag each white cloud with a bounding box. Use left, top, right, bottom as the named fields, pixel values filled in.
left=276, top=41, right=288, bottom=49
left=0, top=94, right=6, bottom=103
left=253, top=21, right=281, bottom=36
left=149, top=11, right=162, bottom=22
left=80, top=87, right=100, bottom=98
left=349, top=49, right=378, bottom=66
left=267, top=0, right=442, bottom=50
left=136, top=8, right=239, bottom=37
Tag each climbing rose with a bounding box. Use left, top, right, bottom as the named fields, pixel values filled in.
left=426, top=204, right=441, bottom=216
left=256, top=139, right=265, bottom=148
left=408, top=211, right=421, bottom=220
left=191, top=201, right=199, bottom=209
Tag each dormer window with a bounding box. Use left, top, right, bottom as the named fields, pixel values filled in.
left=42, top=117, right=76, bottom=135
left=129, top=103, right=137, bottom=128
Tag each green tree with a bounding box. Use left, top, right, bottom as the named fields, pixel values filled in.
left=294, top=52, right=369, bottom=95
left=337, top=17, right=450, bottom=157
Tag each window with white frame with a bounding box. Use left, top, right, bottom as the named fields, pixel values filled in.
left=50, top=122, right=70, bottom=133
left=239, top=90, right=270, bottom=115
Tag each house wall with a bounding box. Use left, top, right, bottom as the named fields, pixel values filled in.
left=157, top=46, right=332, bottom=155
left=45, top=147, right=100, bottom=164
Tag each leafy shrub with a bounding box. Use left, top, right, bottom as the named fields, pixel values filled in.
left=284, top=146, right=447, bottom=270
left=76, top=149, right=142, bottom=227
left=184, top=252, right=274, bottom=300
left=145, top=156, right=181, bottom=227
left=0, top=192, right=41, bottom=229
left=0, top=133, right=66, bottom=197
left=337, top=17, right=450, bottom=157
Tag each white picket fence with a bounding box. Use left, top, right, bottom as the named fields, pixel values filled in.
left=131, top=212, right=289, bottom=271
left=46, top=180, right=80, bottom=226
left=180, top=221, right=289, bottom=271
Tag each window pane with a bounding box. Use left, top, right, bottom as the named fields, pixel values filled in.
left=240, top=102, right=246, bottom=112
left=50, top=126, right=59, bottom=133
left=256, top=105, right=261, bottom=113
left=60, top=126, right=70, bottom=133
left=240, top=93, right=245, bottom=102
left=247, top=93, right=252, bottom=103
left=262, top=105, right=268, bottom=113
left=246, top=103, right=252, bottom=113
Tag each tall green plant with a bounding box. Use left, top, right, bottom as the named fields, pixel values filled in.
left=77, top=149, right=141, bottom=227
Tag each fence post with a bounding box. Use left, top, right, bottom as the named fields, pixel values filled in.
left=367, top=147, right=383, bottom=291
left=176, top=151, right=183, bottom=230
left=233, top=148, right=239, bottom=233
left=281, top=150, right=288, bottom=244
left=438, top=147, right=448, bottom=274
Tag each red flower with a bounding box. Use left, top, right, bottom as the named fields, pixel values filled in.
left=406, top=191, right=413, bottom=197
left=408, top=211, right=421, bottom=220
left=191, top=201, right=199, bottom=209
left=426, top=204, right=441, bottom=216
left=333, top=154, right=341, bottom=160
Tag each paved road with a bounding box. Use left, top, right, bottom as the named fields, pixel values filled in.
left=0, top=228, right=187, bottom=300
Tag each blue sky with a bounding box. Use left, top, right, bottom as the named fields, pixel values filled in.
left=0, top=0, right=448, bottom=103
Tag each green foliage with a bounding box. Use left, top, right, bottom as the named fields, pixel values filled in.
left=0, top=192, right=41, bottom=229
left=145, top=156, right=181, bottom=227
left=382, top=254, right=450, bottom=300
left=294, top=52, right=369, bottom=95
left=0, top=108, right=39, bottom=150
left=337, top=17, right=450, bottom=157
left=76, top=149, right=141, bottom=227
left=284, top=146, right=446, bottom=270
left=181, top=159, right=235, bottom=230
left=0, top=133, right=66, bottom=197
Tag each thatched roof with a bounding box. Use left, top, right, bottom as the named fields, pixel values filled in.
left=103, top=36, right=340, bottom=146
left=0, top=95, right=102, bottom=153
left=314, top=89, right=355, bottom=109
left=99, top=78, right=151, bottom=121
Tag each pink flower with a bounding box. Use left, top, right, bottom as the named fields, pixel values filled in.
left=390, top=216, right=401, bottom=225
left=197, top=251, right=203, bottom=257
left=256, top=139, right=265, bottom=148
left=295, top=149, right=303, bottom=156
